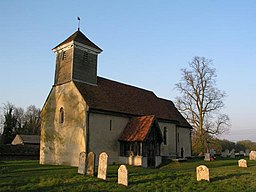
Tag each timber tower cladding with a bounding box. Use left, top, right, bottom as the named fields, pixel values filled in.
left=52, top=30, right=102, bottom=86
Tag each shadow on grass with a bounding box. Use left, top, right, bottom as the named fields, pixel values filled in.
left=11, top=167, right=73, bottom=174
left=211, top=172, right=250, bottom=182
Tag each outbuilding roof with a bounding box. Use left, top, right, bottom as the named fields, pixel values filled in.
left=74, top=77, right=191, bottom=128
left=12, top=134, right=40, bottom=145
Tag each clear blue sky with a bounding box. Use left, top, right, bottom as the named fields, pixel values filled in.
left=0, top=1, right=255, bottom=141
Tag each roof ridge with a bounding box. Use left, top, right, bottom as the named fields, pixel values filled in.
left=98, top=76, right=157, bottom=96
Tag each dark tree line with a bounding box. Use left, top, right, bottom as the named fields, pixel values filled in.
left=0, top=102, right=41, bottom=144
left=203, top=138, right=256, bottom=155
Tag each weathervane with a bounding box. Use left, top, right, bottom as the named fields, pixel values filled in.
left=77, top=17, right=80, bottom=31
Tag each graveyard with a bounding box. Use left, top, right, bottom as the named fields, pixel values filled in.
left=1, top=157, right=256, bottom=191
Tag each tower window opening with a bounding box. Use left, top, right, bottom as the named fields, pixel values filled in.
left=62, top=51, right=66, bottom=60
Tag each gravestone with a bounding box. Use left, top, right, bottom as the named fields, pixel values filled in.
left=210, top=149, right=215, bottom=157
left=245, top=149, right=250, bottom=157
left=221, top=151, right=227, bottom=158
left=97, top=152, right=108, bottom=180
left=229, top=149, right=235, bottom=157
left=204, top=153, right=211, bottom=161
left=230, top=151, right=235, bottom=158
left=86, top=152, right=96, bottom=176
left=239, top=151, right=245, bottom=156
left=225, top=149, right=229, bottom=156
left=118, top=165, right=128, bottom=186
left=238, top=159, right=247, bottom=168
left=196, top=165, right=210, bottom=182
left=78, top=152, right=86, bottom=175
left=249, top=151, right=256, bottom=160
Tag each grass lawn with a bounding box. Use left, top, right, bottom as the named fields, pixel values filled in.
left=1, top=158, right=256, bottom=191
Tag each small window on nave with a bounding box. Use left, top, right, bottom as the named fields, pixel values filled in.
left=59, top=107, right=64, bottom=124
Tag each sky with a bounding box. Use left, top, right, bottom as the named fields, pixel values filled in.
left=0, top=1, right=255, bottom=142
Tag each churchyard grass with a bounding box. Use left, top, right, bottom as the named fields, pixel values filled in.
left=1, top=158, right=256, bottom=191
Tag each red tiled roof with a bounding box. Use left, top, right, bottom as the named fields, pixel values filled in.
left=74, top=77, right=191, bottom=128
left=119, top=115, right=155, bottom=141
left=53, top=30, right=102, bottom=52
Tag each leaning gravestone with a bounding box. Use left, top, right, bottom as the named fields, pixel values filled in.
left=118, top=165, right=128, bottom=186
left=97, top=152, right=108, bottom=180
left=230, top=151, right=235, bottom=158
left=78, top=152, right=86, bottom=175
left=225, top=149, right=229, bottom=156
left=249, top=151, right=256, bottom=160
left=86, top=151, right=96, bottom=176
left=238, top=159, right=247, bottom=168
left=204, top=153, right=211, bottom=161
left=196, top=165, right=210, bottom=182
left=229, top=149, right=235, bottom=157
left=245, top=149, right=250, bottom=157
left=221, top=151, right=227, bottom=158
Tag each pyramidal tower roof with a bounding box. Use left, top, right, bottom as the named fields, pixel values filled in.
left=53, top=30, right=102, bottom=52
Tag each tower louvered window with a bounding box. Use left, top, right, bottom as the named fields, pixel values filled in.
left=83, top=51, right=88, bottom=64
left=62, top=51, right=66, bottom=60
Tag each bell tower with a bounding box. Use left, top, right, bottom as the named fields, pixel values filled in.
left=52, top=30, right=102, bottom=85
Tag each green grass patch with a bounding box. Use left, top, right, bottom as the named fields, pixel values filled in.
left=1, top=158, right=256, bottom=191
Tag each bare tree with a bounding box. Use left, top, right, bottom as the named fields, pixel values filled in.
left=23, top=105, right=41, bottom=135
left=175, top=56, right=230, bottom=154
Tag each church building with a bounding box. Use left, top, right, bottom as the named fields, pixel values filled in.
left=40, top=29, right=192, bottom=168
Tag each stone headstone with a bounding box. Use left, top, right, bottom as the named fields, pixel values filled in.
left=239, top=151, right=245, bottom=156
left=229, top=149, right=235, bottom=155
left=210, top=149, right=215, bottom=157
left=249, top=151, right=256, bottom=160
left=245, top=149, right=250, bottom=157
left=97, top=152, right=108, bottom=180
left=230, top=151, right=235, bottom=158
left=225, top=149, right=229, bottom=156
left=221, top=151, right=227, bottom=158
left=196, top=165, right=210, bottom=182
left=78, top=152, right=86, bottom=175
left=86, top=152, right=96, bottom=176
left=238, top=159, right=247, bottom=168
left=118, top=165, right=128, bottom=186
left=204, top=153, right=211, bottom=161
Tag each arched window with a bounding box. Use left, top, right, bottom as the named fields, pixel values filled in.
left=59, top=107, right=64, bottom=124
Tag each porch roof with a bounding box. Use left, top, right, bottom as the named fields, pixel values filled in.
left=119, top=115, right=161, bottom=142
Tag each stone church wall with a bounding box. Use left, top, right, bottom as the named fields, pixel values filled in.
left=159, top=122, right=177, bottom=157
left=88, top=112, right=129, bottom=165
left=40, top=82, right=86, bottom=166
left=176, top=127, right=192, bottom=158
